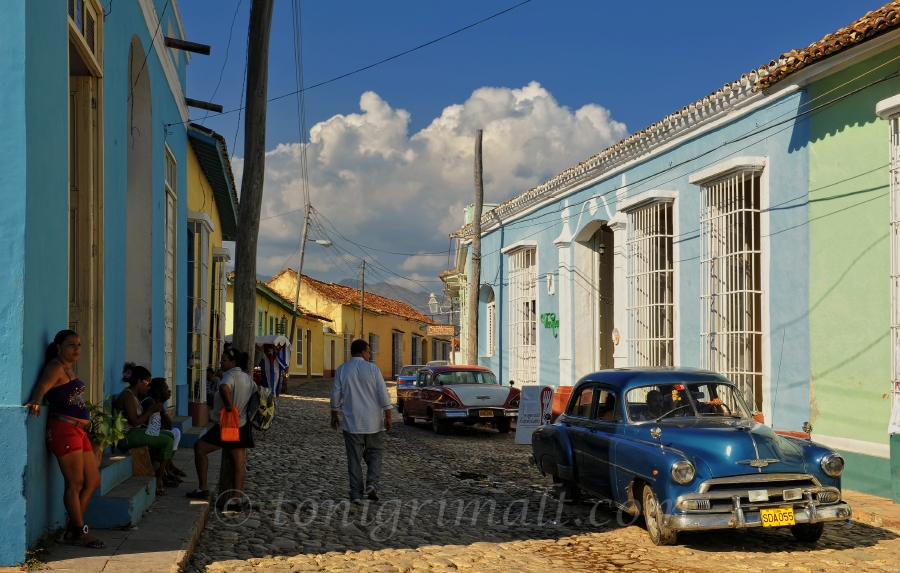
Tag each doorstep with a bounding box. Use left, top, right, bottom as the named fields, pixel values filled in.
left=843, top=489, right=900, bottom=529
left=22, top=446, right=222, bottom=573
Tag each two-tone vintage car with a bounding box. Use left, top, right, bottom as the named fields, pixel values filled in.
left=396, top=365, right=520, bottom=434
left=530, top=368, right=851, bottom=545
left=395, top=364, right=425, bottom=388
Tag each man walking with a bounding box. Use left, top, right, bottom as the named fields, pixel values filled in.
left=330, top=339, right=393, bottom=503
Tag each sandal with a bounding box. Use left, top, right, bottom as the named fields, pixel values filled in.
left=156, top=487, right=168, bottom=496
left=68, top=524, right=105, bottom=549
left=170, top=467, right=188, bottom=477
left=162, top=476, right=180, bottom=488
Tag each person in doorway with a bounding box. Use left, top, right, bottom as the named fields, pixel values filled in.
left=330, top=339, right=393, bottom=503
left=187, top=347, right=254, bottom=513
left=25, top=330, right=105, bottom=548
left=114, top=364, right=175, bottom=496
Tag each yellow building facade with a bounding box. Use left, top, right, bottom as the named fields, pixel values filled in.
left=267, top=271, right=452, bottom=379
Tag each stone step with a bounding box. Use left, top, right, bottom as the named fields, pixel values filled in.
left=171, top=415, right=193, bottom=433
left=179, top=425, right=208, bottom=449
left=84, top=475, right=156, bottom=528
left=98, top=453, right=132, bottom=496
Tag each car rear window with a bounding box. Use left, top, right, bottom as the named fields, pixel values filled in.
left=399, top=366, right=423, bottom=377
left=434, top=371, right=498, bottom=385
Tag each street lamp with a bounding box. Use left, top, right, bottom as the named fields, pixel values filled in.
left=279, top=315, right=288, bottom=336
left=288, top=203, right=333, bottom=348
left=428, top=293, right=440, bottom=314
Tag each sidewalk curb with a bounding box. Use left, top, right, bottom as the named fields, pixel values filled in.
left=170, top=497, right=213, bottom=573
left=850, top=507, right=900, bottom=530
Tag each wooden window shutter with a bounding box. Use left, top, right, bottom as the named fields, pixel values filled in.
left=85, top=10, right=95, bottom=54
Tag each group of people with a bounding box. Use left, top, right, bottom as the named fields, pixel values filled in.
left=25, top=330, right=257, bottom=549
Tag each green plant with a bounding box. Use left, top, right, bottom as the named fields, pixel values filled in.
left=85, top=394, right=126, bottom=450
left=21, top=525, right=64, bottom=571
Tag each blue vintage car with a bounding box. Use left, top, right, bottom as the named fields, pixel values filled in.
left=530, top=368, right=851, bottom=545
left=396, top=364, right=426, bottom=388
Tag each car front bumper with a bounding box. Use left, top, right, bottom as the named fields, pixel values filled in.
left=665, top=501, right=852, bottom=531
left=433, top=407, right=518, bottom=421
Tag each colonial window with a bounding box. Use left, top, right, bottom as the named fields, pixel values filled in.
left=694, top=164, right=764, bottom=410
left=431, top=339, right=438, bottom=363
left=368, top=333, right=380, bottom=363
left=508, top=247, right=537, bottom=385
left=877, top=100, right=900, bottom=421
left=626, top=200, right=674, bottom=366
left=296, top=327, right=303, bottom=367
left=69, top=0, right=102, bottom=64
left=343, top=333, right=351, bottom=364
left=210, top=249, right=230, bottom=370
left=187, top=216, right=212, bottom=403
left=411, top=334, right=422, bottom=364
left=164, top=147, right=177, bottom=398
left=392, top=331, right=403, bottom=376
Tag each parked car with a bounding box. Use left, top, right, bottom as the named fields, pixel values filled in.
left=530, top=368, right=850, bottom=545
left=396, top=365, right=520, bottom=434
left=426, top=360, right=450, bottom=366
left=396, top=365, right=425, bottom=388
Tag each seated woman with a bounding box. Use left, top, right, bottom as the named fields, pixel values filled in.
left=141, top=378, right=187, bottom=485
left=113, top=363, right=175, bottom=496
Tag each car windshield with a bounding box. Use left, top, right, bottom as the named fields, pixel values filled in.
left=434, top=371, right=498, bottom=385
left=399, top=366, right=423, bottom=377
left=625, top=382, right=752, bottom=421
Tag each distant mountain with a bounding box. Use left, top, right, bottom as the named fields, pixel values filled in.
left=337, top=278, right=451, bottom=325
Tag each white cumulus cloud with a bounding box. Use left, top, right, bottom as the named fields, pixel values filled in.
left=252, top=82, right=627, bottom=286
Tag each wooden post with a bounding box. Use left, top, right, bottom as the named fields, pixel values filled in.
left=223, top=0, right=274, bottom=504
left=467, top=130, right=483, bottom=365
left=359, top=260, right=366, bottom=339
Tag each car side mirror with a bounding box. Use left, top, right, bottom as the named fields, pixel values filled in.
left=802, top=421, right=812, bottom=434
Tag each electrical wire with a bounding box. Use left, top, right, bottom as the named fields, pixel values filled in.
left=199, top=0, right=244, bottom=125
left=165, top=0, right=533, bottom=127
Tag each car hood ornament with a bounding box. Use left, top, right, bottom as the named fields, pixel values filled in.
left=736, top=458, right=780, bottom=468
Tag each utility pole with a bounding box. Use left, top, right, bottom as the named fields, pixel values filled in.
left=288, top=206, right=311, bottom=349
left=359, top=260, right=366, bottom=340
left=223, top=0, right=274, bottom=503
left=467, top=130, right=483, bottom=365
left=232, top=0, right=275, bottom=360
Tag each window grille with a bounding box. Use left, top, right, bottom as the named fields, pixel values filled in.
left=187, top=220, right=210, bottom=402
left=296, top=328, right=303, bottom=366
left=699, top=171, right=763, bottom=409
left=392, top=331, right=403, bottom=376
left=343, top=334, right=351, bottom=364
left=627, top=201, right=674, bottom=366
left=508, top=248, right=537, bottom=385
left=163, top=149, right=177, bottom=405
left=369, top=333, right=380, bottom=363
left=412, top=334, right=422, bottom=365
left=210, top=256, right=228, bottom=370
left=486, top=290, right=496, bottom=357
left=891, top=117, right=900, bottom=386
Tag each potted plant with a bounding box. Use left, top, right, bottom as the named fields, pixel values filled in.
left=85, top=394, right=126, bottom=465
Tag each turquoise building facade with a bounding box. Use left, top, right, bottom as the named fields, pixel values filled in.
left=0, top=0, right=195, bottom=563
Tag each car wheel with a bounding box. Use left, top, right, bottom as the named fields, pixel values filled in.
left=552, top=476, right=581, bottom=504
left=642, top=485, right=677, bottom=546
left=401, top=407, right=415, bottom=426
left=496, top=419, right=512, bottom=434
left=790, top=522, right=824, bottom=543
left=432, top=416, right=451, bottom=435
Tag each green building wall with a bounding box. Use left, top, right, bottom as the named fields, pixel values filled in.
left=808, top=44, right=900, bottom=499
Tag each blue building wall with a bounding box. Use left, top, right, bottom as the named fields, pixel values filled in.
left=474, top=87, right=811, bottom=434
left=0, top=0, right=191, bottom=563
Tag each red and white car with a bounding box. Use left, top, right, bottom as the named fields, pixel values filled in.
left=396, top=365, right=520, bottom=434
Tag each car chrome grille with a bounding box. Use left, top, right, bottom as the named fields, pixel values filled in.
left=677, top=474, right=839, bottom=513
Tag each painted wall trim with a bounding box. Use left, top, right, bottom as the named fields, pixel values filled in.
left=187, top=210, right=215, bottom=232
left=137, top=0, right=188, bottom=121
left=688, top=156, right=767, bottom=185
left=617, top=189, right=677, bottom=213
left=500, top=240, right=538, bottom=254
left=810, top=433, right=890, bottom=459
left=876, top=93, right=900, bottom=118
left=212, top=246, right=231, bottom=262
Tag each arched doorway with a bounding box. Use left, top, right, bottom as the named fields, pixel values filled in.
left=126, top=36, right=153, bottom=366
left=574, top=222, right=614, bottom=377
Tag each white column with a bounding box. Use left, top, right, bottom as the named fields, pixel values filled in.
left=557, top=241, right=573, bottom=387
left=609, top=215, right=628, bottom=367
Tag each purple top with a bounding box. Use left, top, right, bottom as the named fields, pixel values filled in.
left=45, top=377, right=90, bottom=420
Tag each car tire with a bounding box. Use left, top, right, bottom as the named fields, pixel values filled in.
left=552, top=476, right=581, bottom=504
left=432, top=416, right=451, bottom=435
left=401, top=407, right=415, bottom=426
left=496, top=419, right=512, bottom=434
left=790, top=522, right=824, bottom=543
left=642, top=485, right=677, bottom=546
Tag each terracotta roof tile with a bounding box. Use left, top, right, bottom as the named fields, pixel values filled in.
left=227, top=272, right=331, bottom=322
left=268, top=269, right=436, bottom=325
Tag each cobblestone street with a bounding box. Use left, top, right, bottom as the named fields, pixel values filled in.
left=187, top=381, right=900, bottom=573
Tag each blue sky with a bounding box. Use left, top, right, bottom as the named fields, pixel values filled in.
left=177, top=0, right=879, bottom=291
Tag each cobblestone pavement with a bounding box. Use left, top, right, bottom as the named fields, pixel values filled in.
left=187, top=381, right=900, bottom=573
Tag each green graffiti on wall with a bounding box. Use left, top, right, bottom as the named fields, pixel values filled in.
left=540, top=312, right=559, bottom=338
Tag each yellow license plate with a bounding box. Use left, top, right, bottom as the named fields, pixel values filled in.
left=479, top=410, right=494, bottom=417
left=760, top=507, right=795, bottom=527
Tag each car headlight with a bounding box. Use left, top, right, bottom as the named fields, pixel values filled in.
left=510, top=399, right=519, bottom=407
left=821, top=453, right=845, bottom=477
left=671, top=460, right=695, bottom=484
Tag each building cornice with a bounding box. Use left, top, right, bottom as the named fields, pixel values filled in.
left=138, top=0, right=188, bottom=122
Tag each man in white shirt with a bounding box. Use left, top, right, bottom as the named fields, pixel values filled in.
left=330, top=340, right=393, bottom=503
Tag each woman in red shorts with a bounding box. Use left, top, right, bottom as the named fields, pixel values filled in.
left=25, top=330, right=104, bottom=548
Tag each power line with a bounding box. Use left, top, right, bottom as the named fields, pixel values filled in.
left=166, top=0, right=533, bottom=127
left=199, top=0, right=244, bottom=124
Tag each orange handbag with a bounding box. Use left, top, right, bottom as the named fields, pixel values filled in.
left=220, top=408, right=240, bottom=442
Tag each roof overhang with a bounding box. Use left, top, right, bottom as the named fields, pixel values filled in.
left=187, top=124, right=239, bottom=241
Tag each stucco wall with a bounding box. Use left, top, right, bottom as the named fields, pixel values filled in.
left=808, top=46, right=900, bottom=452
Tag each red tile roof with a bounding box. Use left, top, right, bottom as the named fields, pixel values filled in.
left=268, top=270, right=436, bottom=325
left=227, top=272, right=331, bottom=322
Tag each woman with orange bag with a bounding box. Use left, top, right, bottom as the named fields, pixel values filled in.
left=186, top=346, right=254, bottom=512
